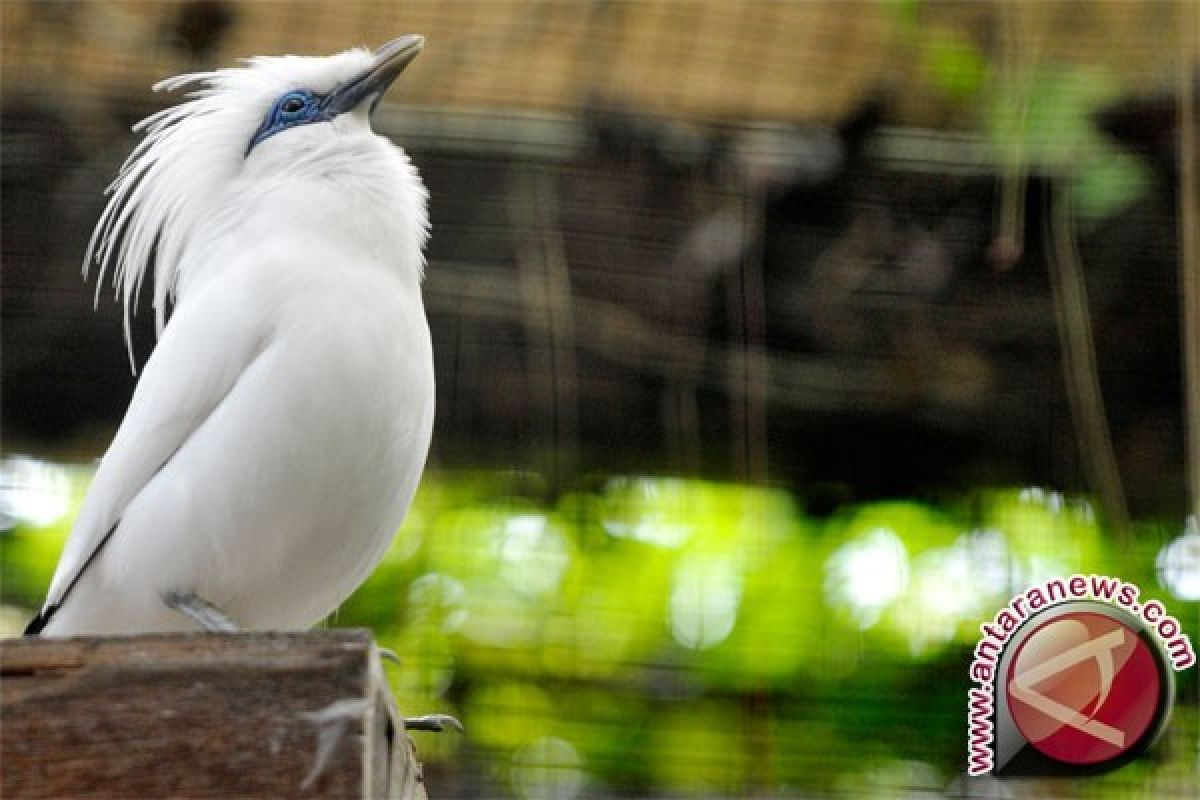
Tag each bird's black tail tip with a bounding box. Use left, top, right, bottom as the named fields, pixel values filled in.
left=22, top=605, right=57, bottom=636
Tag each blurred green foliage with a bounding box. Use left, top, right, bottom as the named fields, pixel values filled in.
left=984, top=64, right=1153, bottom=222
left=2, top=465, right=1196, bottom=798
left=887, top=0, right=1153, bottom=223
left=921, top=27, right=989, bottom=101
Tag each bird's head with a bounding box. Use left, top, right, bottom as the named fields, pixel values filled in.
left=88, top=36, right=428, bottom=364
left=237, top=35, right=424, bottom=161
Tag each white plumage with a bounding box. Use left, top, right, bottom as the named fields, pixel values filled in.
left=29, top=37, right=433, bottom=636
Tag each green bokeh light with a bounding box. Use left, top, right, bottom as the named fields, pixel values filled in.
left=1, top=463, right=1194, bottom=797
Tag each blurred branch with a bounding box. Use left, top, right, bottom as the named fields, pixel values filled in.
left=1180, top=0, right=1200, bottom=523
left=1045, top=180, right=1129, bottom=537
left=989, top=0, right=1034, bottom=270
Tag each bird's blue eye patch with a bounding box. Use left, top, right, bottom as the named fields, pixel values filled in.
left=247, top=89, right=328, bottom=154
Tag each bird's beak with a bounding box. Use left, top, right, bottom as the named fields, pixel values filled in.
left=323, top=35, right=423, bottom=118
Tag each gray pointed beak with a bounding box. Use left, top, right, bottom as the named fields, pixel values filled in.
left=323, top=34, right=423, bottom=117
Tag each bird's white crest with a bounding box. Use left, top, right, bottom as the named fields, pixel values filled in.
left=86, top=48, right=428, bottom=369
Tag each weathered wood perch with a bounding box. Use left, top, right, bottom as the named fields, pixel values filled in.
left=1, top=630, right=430, bottom=799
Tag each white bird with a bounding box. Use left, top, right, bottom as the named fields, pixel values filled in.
left=25, top=36, right=434, bottom=637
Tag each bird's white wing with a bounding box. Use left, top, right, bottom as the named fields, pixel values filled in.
left=40, top=276, right=267, bottom=618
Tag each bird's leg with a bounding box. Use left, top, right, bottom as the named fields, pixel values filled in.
left=402, top=713, right=464, bottom=733
left=162, top=590, right=239, bottom=632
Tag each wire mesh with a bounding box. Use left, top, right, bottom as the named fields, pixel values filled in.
left=2, top=2, right=1197, bottom=798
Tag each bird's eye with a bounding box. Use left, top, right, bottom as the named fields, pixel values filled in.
left=248, top=90, right=323, bottom=154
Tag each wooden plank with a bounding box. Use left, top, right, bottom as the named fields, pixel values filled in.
left=0, top=631, right=429, bottom=800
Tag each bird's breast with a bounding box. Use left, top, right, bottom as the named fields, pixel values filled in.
left=265, top=259, right=434, bottom=496
left=170, top=256, right=434, bottom=626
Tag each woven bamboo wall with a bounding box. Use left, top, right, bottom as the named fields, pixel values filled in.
left=2, top=1, right=1183, bottom=125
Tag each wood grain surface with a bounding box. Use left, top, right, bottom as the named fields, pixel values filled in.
left=0, top=631, right=428, bottom=800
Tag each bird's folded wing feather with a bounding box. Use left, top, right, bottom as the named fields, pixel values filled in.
left=43, top=282, right=267, bottom=611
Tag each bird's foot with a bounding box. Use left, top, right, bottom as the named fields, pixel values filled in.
left=299, top=698, right=371, bottom=790
left=403, top=713, right=464, bottom=733
left=162, top=590, right=239, bottom=633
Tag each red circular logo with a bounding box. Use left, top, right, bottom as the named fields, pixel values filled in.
left=1005, top=611, right=1162, bottom=765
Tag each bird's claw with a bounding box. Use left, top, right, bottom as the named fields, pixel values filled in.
left=403, top=713, right=464, bottom=733
left=299, top=698, right=371, bottom=790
